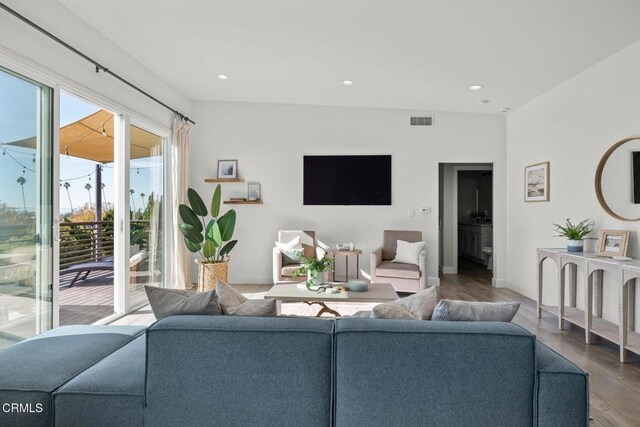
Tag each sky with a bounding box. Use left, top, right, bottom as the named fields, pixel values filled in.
left=0, top=68, right=163, bottom=215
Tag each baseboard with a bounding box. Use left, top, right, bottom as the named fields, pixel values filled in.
left=492, top=278, right=508, bottom=288
left=428, top=277, right=441, bottom=287
left=442, top=266, right=457, bottom=275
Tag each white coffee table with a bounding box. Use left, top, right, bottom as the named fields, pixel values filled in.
left=264, top=282, right=398, bottom=317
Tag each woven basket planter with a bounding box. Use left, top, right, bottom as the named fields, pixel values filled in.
left=197, top=261, right=228, bottom=292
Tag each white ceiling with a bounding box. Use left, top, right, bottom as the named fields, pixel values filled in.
left=58, top=0, right=640, bottom=113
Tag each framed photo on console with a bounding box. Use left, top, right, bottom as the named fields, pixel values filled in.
left=524, top=161, right=550, bottom=202
left=597, top=229, right=630, bottom=257
left=217, top=160, right=238, bottom=179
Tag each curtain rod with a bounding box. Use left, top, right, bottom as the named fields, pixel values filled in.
left=0, top=2, right=195, bottom=125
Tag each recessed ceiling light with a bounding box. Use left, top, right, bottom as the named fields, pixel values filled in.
left=342, top=80, right=354, bottom=86
left=479, top=99, right=490, bottom=104
left=469, top=84, right=483, bottom=91
left=217, top=74, right=229, bottom=80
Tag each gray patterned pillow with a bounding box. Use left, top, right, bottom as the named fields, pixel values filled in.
left=281, top=249, right=303, bottom=266
left=144, top=286, right=221, bottom=320
left=216, top=280, right=278, bottom=316
left=370, top=286, right=438, bottom=320
left=431, top=299, right=520, bottom=322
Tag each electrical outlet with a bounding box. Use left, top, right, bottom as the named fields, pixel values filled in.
left=420, top=207, right=431, bottom=215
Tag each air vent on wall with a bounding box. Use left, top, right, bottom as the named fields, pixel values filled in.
left=410, top=116, right=433, bottom=126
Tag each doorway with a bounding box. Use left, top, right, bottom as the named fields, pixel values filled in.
left=438, top=163, right=494, bottom=284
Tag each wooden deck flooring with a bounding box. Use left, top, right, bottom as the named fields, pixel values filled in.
left=59, top=270, right=149, bottom=326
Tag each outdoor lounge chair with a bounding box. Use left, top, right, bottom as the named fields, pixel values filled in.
left=60, top=249, right=148, bottom=287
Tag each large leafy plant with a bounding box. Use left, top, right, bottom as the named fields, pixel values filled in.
left=179, top=185, right=237, bottom=263
left=553, top=218, right=594, bottom=240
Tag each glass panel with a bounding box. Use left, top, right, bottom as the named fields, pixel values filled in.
left=0, top=67, right=53, bottom=348
left=58, top=92, right=116, bottom=324
left=130, top=125, right=164, bottom=308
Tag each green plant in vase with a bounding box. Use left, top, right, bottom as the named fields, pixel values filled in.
left=293, top=253, right=334, bottom=289
left=552, top=218, right=594, bottom=253
left=179, top=184, right=237, bottom=290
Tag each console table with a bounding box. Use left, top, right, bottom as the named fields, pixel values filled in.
left=537, top=248, right=640, bottom=362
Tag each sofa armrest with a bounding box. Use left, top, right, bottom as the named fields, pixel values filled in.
left=419, top=248, right=427, bottom=290
left=370, top=247, right=382, bottom=282
left=272, top=247, right=283, bottom=284
left=535, top=342, right=589, bottom=426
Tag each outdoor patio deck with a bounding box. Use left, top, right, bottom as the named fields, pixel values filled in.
left=59, top=271, right=149, bottom=325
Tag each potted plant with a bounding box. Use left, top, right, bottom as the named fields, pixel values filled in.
left=179, top=185, right=237, bottom=291
left=293, top=252, right=334, bottom=289
left=553, top=218, right=594, bottom=253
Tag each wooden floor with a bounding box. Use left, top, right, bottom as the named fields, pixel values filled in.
left=115, top=258, right=640, bottom=426
left=59, top=271, right=148, bottom=325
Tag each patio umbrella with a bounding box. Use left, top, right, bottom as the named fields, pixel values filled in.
left=7, top=109, right=162, bottom=163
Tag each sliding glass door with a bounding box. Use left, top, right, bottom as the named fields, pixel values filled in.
left=0, top=67, right=53, bottom=348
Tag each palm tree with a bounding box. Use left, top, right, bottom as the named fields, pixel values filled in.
left=84, top=183, right=92, bottom=207
left=63, top=182, right=73, bottom=212
left=17, top=176, right=27, bottom=212
left=140, top=193, right=146, bottom=211
left=129, top=188, right=136, bottom=212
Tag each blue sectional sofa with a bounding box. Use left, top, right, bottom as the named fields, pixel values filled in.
left=0, top=316, right=588, bottom=426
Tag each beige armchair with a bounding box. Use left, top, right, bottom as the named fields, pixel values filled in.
left=371, top=230, right=426, bottom=293
left=273, top=230, right=329, bottom=284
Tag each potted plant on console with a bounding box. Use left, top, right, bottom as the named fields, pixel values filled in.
left=293, top=253, right=333, bottom=289
left=179, top=184, right=237, bottom=291
left=553, top=218, right=594, bottom=253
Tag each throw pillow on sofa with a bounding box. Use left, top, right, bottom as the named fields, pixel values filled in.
left=216, top=280, right=278, bottom=316
left=276, top=236, right=304, bottom=265
left=392, top=240, right=426, bottom=266
left=431, top=299, right=520, bottom=322
left=145, top=286, right=221, bottom=320
left=371, top=286, right=438, bottom=320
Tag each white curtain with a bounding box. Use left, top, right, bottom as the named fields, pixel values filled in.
left=169, top=116, right=191, bottom=289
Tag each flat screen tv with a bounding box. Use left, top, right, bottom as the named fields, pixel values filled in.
left=303, top=155, right=391, bottom=205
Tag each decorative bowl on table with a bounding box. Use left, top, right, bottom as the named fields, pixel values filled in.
left=347, top=280, right=369, bottom=292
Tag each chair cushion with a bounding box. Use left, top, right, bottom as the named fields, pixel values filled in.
left=281, top=264, right=302, bottom=277
left=278, top=230, right=316, bottom=259
left=375, top=260, right=421, bottom=279
left=54, top=335, right=146, bottom=427
left=382, top=230, right=422, bottom=260
left=0, top=325, right=145, bottom=427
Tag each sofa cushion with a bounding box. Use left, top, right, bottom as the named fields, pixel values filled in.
left=382, top=230, right=422, bottom=260
left=0, top=325, right=145, bottom=427
left=145, top=286, right=221, bottom=320
left=432, top=299, right=520, bottom=322
left=145, top=315, right=334, bottom=427
left=281, top=264, right=302, bottom=277
left=371, top=286, right=438, bottom=320
left=375, top=260, right=420, bottom=279
left=391, top=240, right=425, bottom=266
left=216, top=280, right=278, bottom=316
left=334, top=318, right=536, bottom=426
left=54, top=334, right=146, bottom=427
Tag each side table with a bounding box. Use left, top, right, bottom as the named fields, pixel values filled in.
left=331, top=249, right=362, bottom=282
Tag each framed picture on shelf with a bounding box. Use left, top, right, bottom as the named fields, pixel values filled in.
left=597, top=229, right=630, bottom=257
left=524, top=161, right=550, bottom=202
left=247, top=182, right=261, bottom=201
left=217, top=160, right=238, bottom=179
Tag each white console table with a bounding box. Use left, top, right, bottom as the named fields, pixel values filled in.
left=537, top=248, right=640, bottom=362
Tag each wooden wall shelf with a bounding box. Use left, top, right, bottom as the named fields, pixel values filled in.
left=223, top=200, right=263, bottom=205
left=204, top=178, right=245, bottom=183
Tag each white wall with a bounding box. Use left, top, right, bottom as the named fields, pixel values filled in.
left=0, top=0, right=190, bottom=128
left=506, top=40, right=640, bottom=330
left=190, top=101, right=506, bottom=285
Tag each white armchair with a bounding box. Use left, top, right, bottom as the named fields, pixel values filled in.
left=370, top=230, right=427, bottom=293
left=272, top=230, right=330, bottom=284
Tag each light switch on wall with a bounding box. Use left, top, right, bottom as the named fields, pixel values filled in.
left=420, top=207, right=431, bottom=215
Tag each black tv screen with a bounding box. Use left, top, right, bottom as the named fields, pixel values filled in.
left=303, top=155, right=391, bottom=205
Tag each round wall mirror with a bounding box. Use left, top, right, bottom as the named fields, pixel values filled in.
left=595, top=137, right=640, bottom=221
